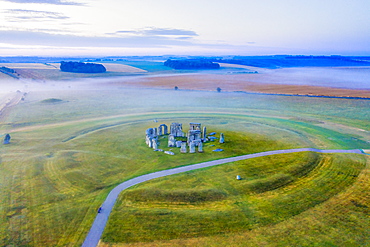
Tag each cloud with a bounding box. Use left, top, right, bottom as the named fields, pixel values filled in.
left=114, top=27, right=198, bottom=37
left=2, top=0, right=84, bottom=5
left=0, top=30, right=198, bottom=48
left=0, top=29, right=266, bottom=56
left=144, top=28, right=198, bottom=36
left=176, top=37, right=193, bottom=40
left=6, top=9, right=69, bottom=20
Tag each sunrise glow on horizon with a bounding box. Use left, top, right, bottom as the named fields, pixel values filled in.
left=0, top=0, right=369, bottom=56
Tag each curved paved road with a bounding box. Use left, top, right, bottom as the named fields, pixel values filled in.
left=82, top=148, right=364, bottom=247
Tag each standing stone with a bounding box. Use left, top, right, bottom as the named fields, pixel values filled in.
left=180, top=142, right=187, bottom=153
left=189, top=141, right=196, bottom=153
left=202, top=126, right=207, bottom=142
left=187, top=130, right=202, bottom=145
left=160, top=124, right=168, bottom=135
left=145, top=135, right=150, bottom=146
left=153, top=128, right=158, bottom=137
left=176, top=141, right=182, bottom=148
left=168, top=134, right=176, bottom=147
left=170, top=123, right=184, bottom=137
left=198, top=141, right=204, bottom=153
left=152, top=139, right=158, bottom=150
left=3, top=134, right=11, bottom=144
left=219, top=133, right=225, bottom=144
left=158, top=126, right=163, bottom=136
left=146, top=128, right=154, bottom=136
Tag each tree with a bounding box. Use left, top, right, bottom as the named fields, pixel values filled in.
left=217, top=87, right=222, bottom=92
left=174, top=86, right=178, bottom=90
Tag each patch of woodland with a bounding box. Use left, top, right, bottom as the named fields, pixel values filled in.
left=164, top=59, right=220, bottom=69
left=60, top=61, right=106, bottom=73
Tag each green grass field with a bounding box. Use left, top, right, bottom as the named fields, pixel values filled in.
left=103, top=153, right=368, bottom=245
left=0, top=85, right=369, bottom=246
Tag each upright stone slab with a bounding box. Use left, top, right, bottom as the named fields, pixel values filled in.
left=202, top=126, right=207, bottom=142
left=187, top=130, right=202, bottom=145
left=168, top=134, right=176, bottom=147
left=219, top=133, right=225, bottom=144
left=189, top=141, right=196, bottom=153
left=180, top=142, right=187, bottom=153
left=148, top=137, right=153, bottom=148
left=198, top=141, right=204, bottom=153
left=159, top=124, right=168, bottom=135
left=153, top=128, right=158, bottom=137
left=158, top=126, right=163, bottom=136
left=176, top=141, right=182, bottom=148
left=3, top=134, right=10, bottom=144
left=152, top=139, right=158, bottom=150
left=146, top=128, right=154, bottom=136
left=145, top=135, right=151, bottom=147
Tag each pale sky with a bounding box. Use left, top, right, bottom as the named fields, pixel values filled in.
left=0, top=0, right=369, bottom=56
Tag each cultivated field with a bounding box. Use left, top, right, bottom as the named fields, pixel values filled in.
left=0, top=66, right=369, bottom=246
left=108, top=72, right=370, bottom=98
left=0, top=62, right=147, bottom=81
left=1, top=62, right=369, bottom=98
left=102, top=63, right=147, bottom=73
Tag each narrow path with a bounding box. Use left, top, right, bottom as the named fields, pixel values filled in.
left=81, top=148, right=364, bottom=247
left=0, top=92, right=24, bottom=122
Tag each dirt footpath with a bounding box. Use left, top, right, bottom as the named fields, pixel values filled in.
left=0, top=91, right=25, bottom=122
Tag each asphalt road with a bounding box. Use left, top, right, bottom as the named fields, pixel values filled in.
left=81, top=148, right=364, bottom=247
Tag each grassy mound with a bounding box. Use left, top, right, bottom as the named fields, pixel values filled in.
left=1, top=112, right=368, bottom=247
left=102, top=153, right=368, bottom=245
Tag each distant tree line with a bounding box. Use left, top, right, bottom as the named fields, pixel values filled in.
left=0, top=66, right=19, bottom=79
left=164, top=59, right=220, bottom=70
left=0, top=66, right=16, bottom=74
left=60, top=61, right=106, bottom=73
left=211, top=56, right=370, bottom=69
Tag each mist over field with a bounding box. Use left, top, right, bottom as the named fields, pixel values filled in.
left=252, top=67, right=370, bottom=89
left=0, top=63, right=369, bottom=246
left=1, top=75, right=368, bottom=129
left=1, top=0, right=370, bottom=245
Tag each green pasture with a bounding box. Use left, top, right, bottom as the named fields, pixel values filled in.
left=0, top=116, right=301, bottom=246
left=0, top=87, right=369, bottom=246
left=101, top=154, right=369, bottom=247
left=103, top=153, right=368, bottom=245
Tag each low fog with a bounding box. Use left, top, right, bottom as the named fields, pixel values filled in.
left=1, top=74, right=369, bottom=130
left=251, top=67, right=370, bottom=90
